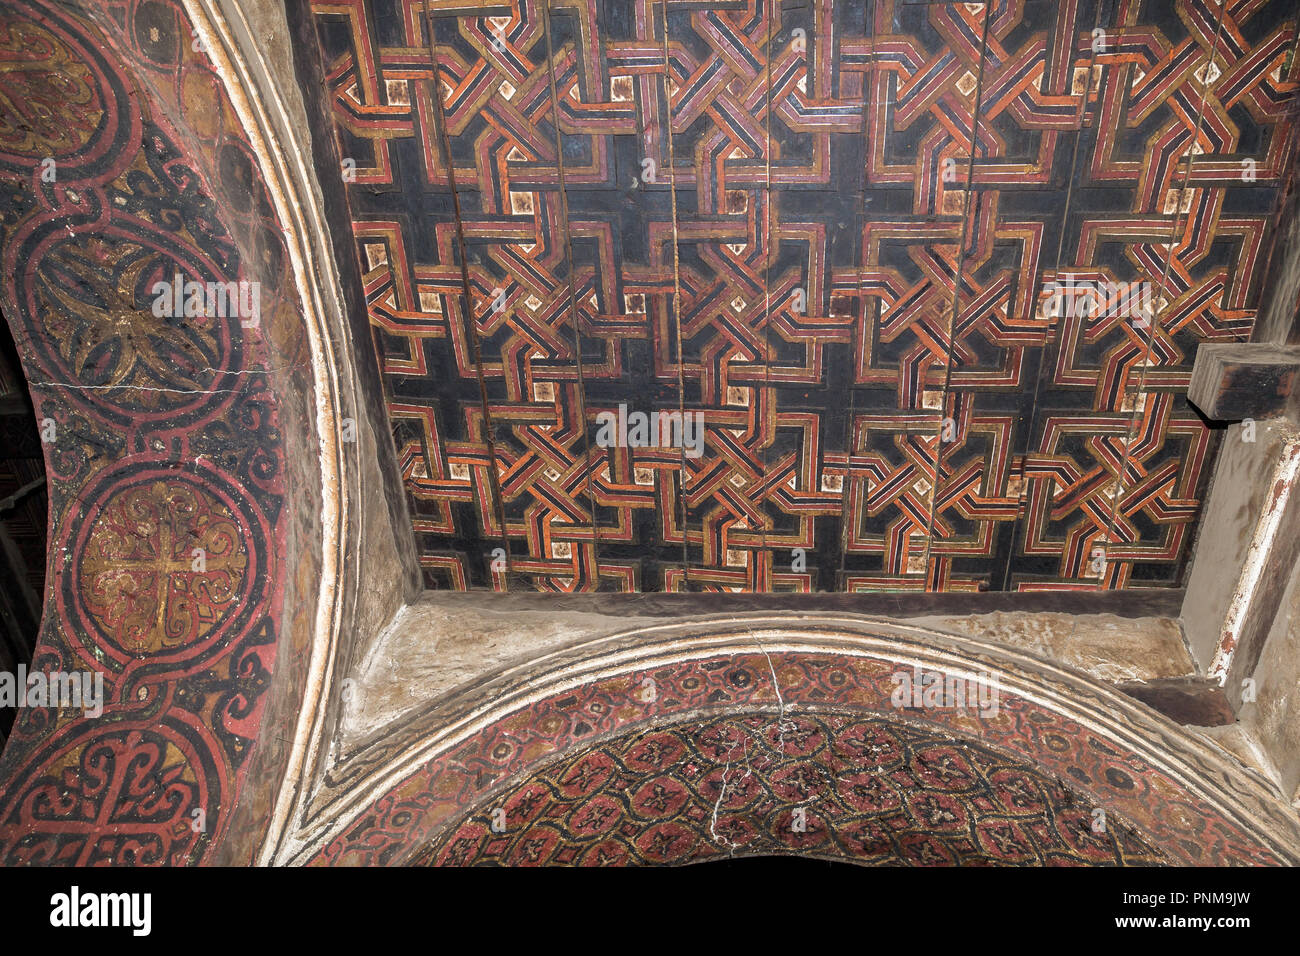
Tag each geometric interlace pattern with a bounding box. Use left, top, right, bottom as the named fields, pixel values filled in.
left=311, top=0, right=1298, bottom=591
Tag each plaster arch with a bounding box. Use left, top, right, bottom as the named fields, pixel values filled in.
left=297, top=614, right=1300, bottom=865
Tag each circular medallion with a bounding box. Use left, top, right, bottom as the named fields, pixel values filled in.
left=0, top=1, right=136, bottom=179
left=61, top=461, right=269, bottom=677
left=0, top=717, right=222, bottom=865
left=14, top=227, right=244, bottom=428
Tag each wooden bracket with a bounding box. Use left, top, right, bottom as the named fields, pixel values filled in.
left=1188, top=343, right=1300, bottom=420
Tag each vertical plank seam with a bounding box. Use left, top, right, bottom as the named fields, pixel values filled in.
left=1099, top=0, right=1229, bottom=589
left=541, top=0, right=604, bottom=591
left=657, top=0, right=693, bottom=589
left=921, top=0, right=994, bottom=591
left=998, top=0, right=1107, bottom=591
left=421, top=1, right=513, bottom=590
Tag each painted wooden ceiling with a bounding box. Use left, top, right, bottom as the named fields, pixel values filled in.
left=309, top=0, right=1299, bottom=592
